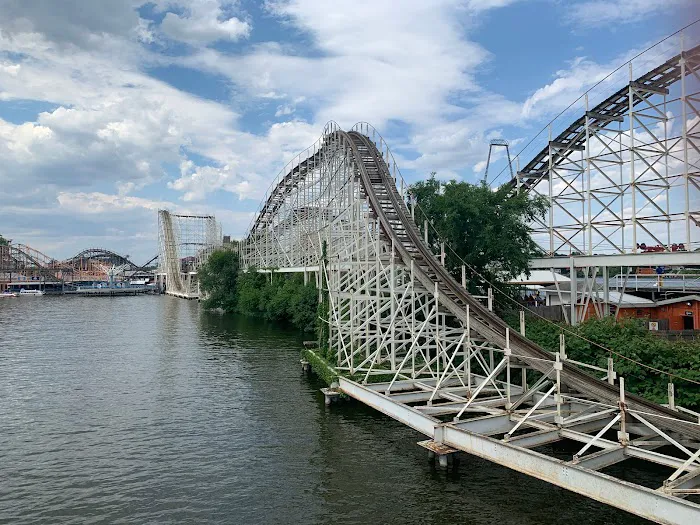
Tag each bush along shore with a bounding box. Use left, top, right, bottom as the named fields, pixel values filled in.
left=198, top=250, right=335, bottom=383
left=198, top=250, right=318, bottom=332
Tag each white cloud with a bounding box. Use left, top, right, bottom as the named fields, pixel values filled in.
left=520, top=56, right=611, bottom=119
left=194, top=0, right=488, bottom=128
left=57, top=191, right=172, bottom=214
left=275, top=104, right=295, bottom=117
left=0, top=0, right=144, bottom=46
left=169, top=120, right=319, bottom=201
left=160, top=0, right=250, bottom=44
left=0, top=19, right=311, bottom=203
left=465, top=0, right=522, bottom=12
left=473, top=160, right=487, bottom=173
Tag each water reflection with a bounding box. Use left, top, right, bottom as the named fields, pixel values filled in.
left=0, top=296, right=653, bottom=525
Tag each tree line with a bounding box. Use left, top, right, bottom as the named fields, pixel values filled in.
left=198, top=249, right=318, bottom=332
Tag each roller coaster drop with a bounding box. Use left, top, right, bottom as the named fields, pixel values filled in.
left=157, top=210, right=222, bottom=299
left=240, top=41, right=700, bottom=523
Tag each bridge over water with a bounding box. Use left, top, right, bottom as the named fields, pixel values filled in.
left=240, top=37, right=700, bottom=524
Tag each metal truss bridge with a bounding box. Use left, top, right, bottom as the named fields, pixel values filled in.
left=240, top=37, right=700, bottom=524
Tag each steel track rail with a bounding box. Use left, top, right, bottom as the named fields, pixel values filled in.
left=250, top=150, right=323, bottom=236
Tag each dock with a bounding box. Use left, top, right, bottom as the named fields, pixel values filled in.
left=63, top=287, right=151, bottom=296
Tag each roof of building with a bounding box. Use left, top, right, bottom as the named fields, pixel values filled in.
left=545, top=289, right=699, bottom=308
left=656, top=295, right=700, bottom=306
left=543, top=286, right=654, bottom=307
left=605, top=291, right=656, bottom=307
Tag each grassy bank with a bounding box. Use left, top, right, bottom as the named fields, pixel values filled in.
left=301, top=348, right=338, bottom=386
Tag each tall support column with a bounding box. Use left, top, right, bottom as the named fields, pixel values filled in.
left=585, top=94, right=593, bottom=255
left=681, top=46, right=691, bottom=250
left=570, top=259, right=578, bottom=326
left=629, top=64, right=638, bottom=253
left=548, top=125, right=554, bottom=255
left=390, top=240, right=396, bottom=371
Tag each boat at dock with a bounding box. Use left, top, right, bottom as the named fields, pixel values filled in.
left=19, top=289, right=45, bottom=296
left=0, top=291, right=18, bottom=298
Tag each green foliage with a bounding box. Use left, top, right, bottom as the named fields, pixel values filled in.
left=302, top=348, right=338, bottom=386
left=0, top=234, right=8, bottom=246
left=198, top=249, right=318, bottom=333
left=198, top=249, right=240, bottom=312
left=508, top=314, right=700, bottom=409
left=228, top=269, right=318, bottom=332
left=410, top=175, right=547, bottom=297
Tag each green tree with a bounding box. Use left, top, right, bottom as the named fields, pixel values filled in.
left=0, top=234, right=8, bottom=246
left=236, top=268, right=269, bottom=316
left=410, top=175, right=547, bottom=295
left=288, top=275, right=318, bottom=332
left=198, top=249, right=240, bottom=312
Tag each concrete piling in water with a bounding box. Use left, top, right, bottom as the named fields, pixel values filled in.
left=320, top=387, right=340, bottom=406
left=418, top=439, right=458, bottom=470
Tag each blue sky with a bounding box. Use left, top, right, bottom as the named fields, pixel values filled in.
left=0, top=0, right=696, bottom=262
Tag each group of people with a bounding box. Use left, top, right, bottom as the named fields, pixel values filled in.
left=523, top=291, right=544, bottom=306
left=636, top=243, right=686, bottom=253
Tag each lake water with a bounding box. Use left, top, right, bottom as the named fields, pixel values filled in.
left=0, top=295, right=652, bottom=524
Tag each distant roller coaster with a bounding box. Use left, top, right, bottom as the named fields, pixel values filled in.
left=157, top=210, right=222, bottom=299
left=65, top=248, right=141, bottom=271
left=0, top=243, right=157, bottom=290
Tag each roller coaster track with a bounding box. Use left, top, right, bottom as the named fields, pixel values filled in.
left=243, top=118, right=700, bottom=521
left=2, top=243, right=65, bottom=284
left=65, top=248, right=141, bottom=271
left=158, top=210, right=186, bottom=295
left=510, top=44, right=700, bottom=192
left=349, top=129, right=700, bottom=436
left=1, top=243, right=157, bottom=288
left=495, top=42, right=700, bottom=258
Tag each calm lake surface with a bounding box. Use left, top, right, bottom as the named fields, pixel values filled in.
left=0, top=295, right=653, bottom=524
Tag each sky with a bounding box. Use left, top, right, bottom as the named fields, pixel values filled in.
left=0, top=0, right=697, bottom=263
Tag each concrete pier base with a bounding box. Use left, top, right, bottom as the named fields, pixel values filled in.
left=417, top=439, right=458, bottom=470
left=320, top=387, right=341, bottom=406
